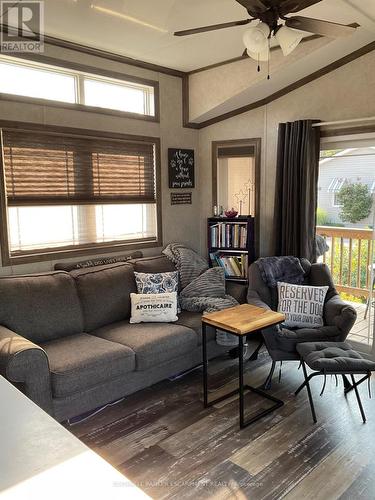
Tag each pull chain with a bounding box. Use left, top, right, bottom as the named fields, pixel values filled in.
left=267, top=38, right=270, bottom=80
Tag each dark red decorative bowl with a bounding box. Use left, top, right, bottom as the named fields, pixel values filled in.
left=224, top=209, right=238, bottom=218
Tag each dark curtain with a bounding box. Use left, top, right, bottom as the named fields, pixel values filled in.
left=273, top=120, right=320, bottom=262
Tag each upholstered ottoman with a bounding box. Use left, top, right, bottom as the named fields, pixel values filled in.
left=295, top=341, right=375, bottom=423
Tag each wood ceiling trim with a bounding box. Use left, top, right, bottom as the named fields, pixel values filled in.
left=0, top=24, right=186, bottom=78
left=1, top=25, right=373, bottom=132
left=183, top=41, right=375, bottom=130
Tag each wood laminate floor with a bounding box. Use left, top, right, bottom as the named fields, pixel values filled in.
left=68, top=344, right=375, bottom=500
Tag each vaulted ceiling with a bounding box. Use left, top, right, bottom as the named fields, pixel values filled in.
left=5, top=0, right=374, bottom=126
left=35, top=0, right=375, bottom=73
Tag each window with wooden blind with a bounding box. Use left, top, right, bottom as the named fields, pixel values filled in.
left=0, top=125, right=161, bottom=264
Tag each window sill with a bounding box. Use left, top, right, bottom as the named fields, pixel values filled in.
left=2, top=238, right=162, bottom=267
left=0, top=93, right=160, bottom=123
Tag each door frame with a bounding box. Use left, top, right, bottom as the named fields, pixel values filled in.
left=211, top=137, right=261, bottom=259
left=320, top=128, right=375, bottom=356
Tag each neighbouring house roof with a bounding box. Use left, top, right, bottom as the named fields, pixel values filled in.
left=327, top=177, right=348, bottom=193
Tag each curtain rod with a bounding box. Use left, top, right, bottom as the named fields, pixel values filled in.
left=312, top=117, right=375, bottom=127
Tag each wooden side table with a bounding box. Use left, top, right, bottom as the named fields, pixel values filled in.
left=201, top=303, right=285, bottom=429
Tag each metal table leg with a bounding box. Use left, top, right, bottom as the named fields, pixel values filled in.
left=202, top=323, right=284, bottom=429
left=202, top=322, right=208, bottom=408
left=239, top=335, right=244, bottom=428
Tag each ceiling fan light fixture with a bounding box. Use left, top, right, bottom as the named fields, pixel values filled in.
left=275, top=25, right=304, bottom=56
left=242, top=22, right=270, bottom=52
left=247, top=46, right=269, bottom=61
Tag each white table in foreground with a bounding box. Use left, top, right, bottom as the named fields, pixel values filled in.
left=0, top=376, right=149, bottom=500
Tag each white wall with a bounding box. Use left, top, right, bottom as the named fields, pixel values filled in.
left=1, top=45, right=374, bottom=274
left=198, top=50, right=375, bottom=256
left=0, top=43, right=199, bottom=275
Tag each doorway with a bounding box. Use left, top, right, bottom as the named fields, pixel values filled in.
left=318, top=134, right=375, bottom=353
left=212, top=138, right=261, bottom=256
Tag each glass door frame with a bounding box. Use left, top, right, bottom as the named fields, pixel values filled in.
left=320, top=130, right=375, bottom=356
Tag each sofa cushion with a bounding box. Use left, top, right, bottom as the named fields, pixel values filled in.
left=175, top=311, right=216, bottom=344
left=40, top=333, right=135, bottom=398
left=296, top=341, right=375, bottom=373
left=92, top=321, right=197, bottom=371
left=71, top=262, right=136, bottom=332
left=130, top=255, right=176, bottom=273
left=0, top=271, right=83, bottom=343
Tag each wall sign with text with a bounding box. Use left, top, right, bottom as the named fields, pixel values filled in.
left=170, top=192, right=192, bottom=205
left=168, top=148, right=195, bottom=189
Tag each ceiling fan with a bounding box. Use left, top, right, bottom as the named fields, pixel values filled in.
left=174, top=0, right=359, bottom=70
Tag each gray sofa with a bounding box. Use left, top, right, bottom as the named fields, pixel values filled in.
left=0, top=255, right=246, bottom=422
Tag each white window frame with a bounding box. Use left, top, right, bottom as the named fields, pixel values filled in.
left=0, top=55, right=156, bottom=119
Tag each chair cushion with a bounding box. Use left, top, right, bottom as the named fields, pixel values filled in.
left=275, top=325, right=341, bottom=353
left=0, top=271, right=83, bottom=343
left=41, top=333, right=135, bottom=398
left=296, top=341, right=375, bottom=373
left=175, top=311, right=216, bottom=344
left=92, top=321, right=197, bottom=371
left=71, top=263, right=136, bottom=332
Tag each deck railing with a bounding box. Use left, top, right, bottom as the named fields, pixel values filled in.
left=317, top=226, right=374, bottom=298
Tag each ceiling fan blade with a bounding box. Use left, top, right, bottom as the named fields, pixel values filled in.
left=174, top=19, right=251, bottom=36
left=279, top=0, right=322, bottom=15
left=235, top=0, right=269, bottom=15
left=285, top=16, right=359, bottom=37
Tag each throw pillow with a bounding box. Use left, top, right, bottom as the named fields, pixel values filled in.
left=130, top=292, right=178, bottom=324
left=134, top=271, right=179, bottom=294
left=277, top=282, right=329, bottom=329
left=134, top=270, right=180, bottom=313
left=54, top=251, right=143, bottom=271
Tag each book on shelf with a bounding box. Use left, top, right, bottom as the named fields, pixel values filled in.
left=209, top=252, right=248, bottom=279
left=209, top=222, right=247, bottom=249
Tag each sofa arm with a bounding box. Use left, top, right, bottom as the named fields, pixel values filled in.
left=226, top=281, right=248, bottom=304
left=0, top=326, right=53, bottom=415
left=324, top=295, right=357, bottom=335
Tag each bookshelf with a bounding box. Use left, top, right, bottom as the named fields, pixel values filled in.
left=207, top=216, right=255, bottom=283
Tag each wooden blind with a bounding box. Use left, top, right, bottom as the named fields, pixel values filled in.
left=1, top=129, right=156, bottom=206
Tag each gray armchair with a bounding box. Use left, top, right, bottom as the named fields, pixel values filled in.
left=247, top=258, right=357, bottom=388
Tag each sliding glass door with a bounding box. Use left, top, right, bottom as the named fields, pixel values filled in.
left=318, top=135, right=375, bottom=353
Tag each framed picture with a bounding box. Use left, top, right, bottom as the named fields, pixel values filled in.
left=168, top=148, right=195, bottom=189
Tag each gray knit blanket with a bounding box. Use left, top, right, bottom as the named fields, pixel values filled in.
left=162, top=243, right=208, bottom=289
left=256, top=256, right=305, bottom=288
left=162, top=243, right=238, bottom=346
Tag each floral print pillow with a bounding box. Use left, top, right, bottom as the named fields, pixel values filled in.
left=134, top=271, right=179, bottom=294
